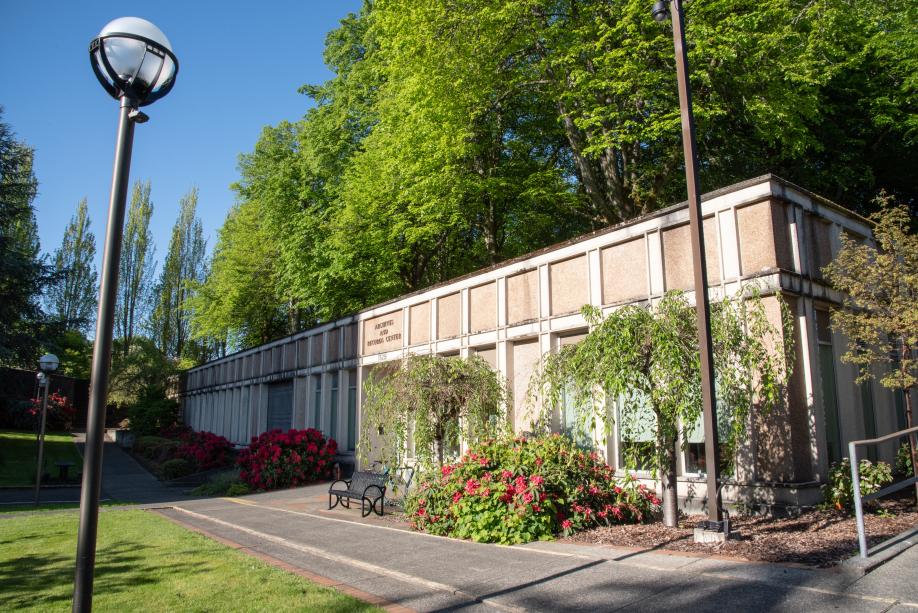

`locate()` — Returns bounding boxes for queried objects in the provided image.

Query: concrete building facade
[177,175,908,511]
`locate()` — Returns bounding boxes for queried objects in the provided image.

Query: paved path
[0,434,195,507]
[158,486,918,613]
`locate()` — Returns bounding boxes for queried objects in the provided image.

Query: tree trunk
[660,435,679,527]
[904,384,918,505]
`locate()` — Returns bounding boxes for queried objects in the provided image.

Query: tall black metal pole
[73,97,137,612]
[669,0,723,525]
[34,375,50,505]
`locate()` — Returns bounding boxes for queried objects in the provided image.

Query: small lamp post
[73,17,178,613]
[33,353,60,506]
[651,0,727,539]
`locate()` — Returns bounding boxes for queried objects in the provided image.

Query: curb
[839,524,918,577]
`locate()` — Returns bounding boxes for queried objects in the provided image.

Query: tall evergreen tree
[116,180,155,350]
[151,188,207,361]
[46,198,97,332]
[0,109,53,366]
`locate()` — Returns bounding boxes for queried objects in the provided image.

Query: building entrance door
[267,381,294,431]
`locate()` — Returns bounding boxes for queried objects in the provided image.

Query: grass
[0,430,83,487]
[0,501,133,514]
[0,509,382,612]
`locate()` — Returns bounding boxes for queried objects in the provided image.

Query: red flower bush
[237,428,337,491]
[176,430,233,471]
[406,434,660,544]
[27,393,76,430]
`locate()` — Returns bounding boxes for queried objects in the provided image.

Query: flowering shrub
[176,430,234,471]
[406,434,660,544]
[25,393,76,430]
[237,428,338,491]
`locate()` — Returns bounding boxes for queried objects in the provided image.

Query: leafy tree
[0,109,56,367]
[188,198,291,350]
[151,188,207,363]
[531,291,793,526]
[361,355,511,468]
[49,329,93,380]
[46,198,97,332]
[823,199,918,498]
[116,180,156,352]
[108,336,176,408]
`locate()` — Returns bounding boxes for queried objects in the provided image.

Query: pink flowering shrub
[176,430,233,471]
[237,428,338,491]
[406,434,660,544]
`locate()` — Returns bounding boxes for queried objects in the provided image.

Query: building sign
[363,311,403,355]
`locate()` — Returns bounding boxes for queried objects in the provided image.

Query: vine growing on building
[359,354,511,469]
[529,288,794,526]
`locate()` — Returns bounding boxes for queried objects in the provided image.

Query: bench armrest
[362,484,386,499]
[329,479,350,491]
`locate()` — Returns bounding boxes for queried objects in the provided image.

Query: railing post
[849,441,868,559]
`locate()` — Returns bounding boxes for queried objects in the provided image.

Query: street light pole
[654,0,724,529]
[75,17,178,611]
[34,372,50,505]
[72,97,137,613]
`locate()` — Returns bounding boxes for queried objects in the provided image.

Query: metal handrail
[850,425,918,558]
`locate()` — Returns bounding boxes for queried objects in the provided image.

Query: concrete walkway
[157,485,918,613]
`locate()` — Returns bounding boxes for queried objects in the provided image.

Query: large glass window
[329,372,339,442]
[561,385,593,449]
[312,375,322,430]
[347,370,357,451]
[616,391,656,471]
[816,310,842,464]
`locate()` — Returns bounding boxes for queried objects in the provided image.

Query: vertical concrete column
[538,264,550,318]
[588,249,602,307]
[646,231,665,297]
[293,376,308,429]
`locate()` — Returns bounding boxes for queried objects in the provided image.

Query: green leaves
[360,354,511,469]
[532,290,793,479]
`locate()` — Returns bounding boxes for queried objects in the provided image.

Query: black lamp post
[651,0,726,535]
[34,353,60,506]
[73,17,178,612]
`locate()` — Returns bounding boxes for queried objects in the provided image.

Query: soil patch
[564,498,918,567]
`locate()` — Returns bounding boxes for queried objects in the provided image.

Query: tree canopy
[189,0,916,352]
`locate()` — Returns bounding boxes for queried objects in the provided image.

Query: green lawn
[0,429,83,486]
[0,510,382,612]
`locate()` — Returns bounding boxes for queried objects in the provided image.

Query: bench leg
[329,493,339,510]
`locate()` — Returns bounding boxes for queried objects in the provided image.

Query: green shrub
[160,458,194,480]
[897,443,915,477]
[191,470,248,496]
[824,458,893,512]
[225,482,251,496]
[406,434,660,544]
[134,436,170,456]
[127,395,179,436]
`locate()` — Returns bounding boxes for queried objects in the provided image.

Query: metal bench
[328,471,387,517]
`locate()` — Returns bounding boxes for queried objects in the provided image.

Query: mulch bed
[564,497,918,567]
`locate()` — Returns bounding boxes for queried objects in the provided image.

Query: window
[312,375,322,430]
[347,370,357,451]
[561,385,593,449]
[816,309,842,464]
[329,372,339,442]
[616,391,655,472]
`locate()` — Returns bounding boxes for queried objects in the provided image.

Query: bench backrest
[348,471,387,496]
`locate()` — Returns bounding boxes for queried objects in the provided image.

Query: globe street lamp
[74,17,178,612]
[33,353,60,506]
[651,0,726,538]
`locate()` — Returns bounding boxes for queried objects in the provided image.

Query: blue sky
[1,0,363,271]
